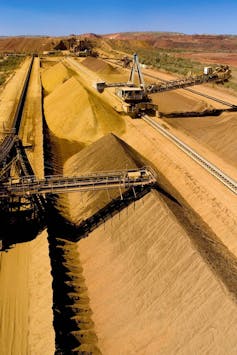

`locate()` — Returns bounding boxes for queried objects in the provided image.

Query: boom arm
[94,54,231,94]
[93,81,134,93]
[146,65,231,94]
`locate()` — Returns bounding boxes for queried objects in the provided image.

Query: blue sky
[0,0,236,36]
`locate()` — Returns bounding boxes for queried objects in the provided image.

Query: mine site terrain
[0,33,237,354]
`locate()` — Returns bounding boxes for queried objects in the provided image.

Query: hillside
[102,31,237,51]
[1,32,237,54]
[0,36,55,52]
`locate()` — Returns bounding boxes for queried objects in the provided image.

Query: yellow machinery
[94,53,231,118]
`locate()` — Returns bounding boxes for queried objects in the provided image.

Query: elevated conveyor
[0,167,157,198]
[94,54,231,117]
[145,67,231,94]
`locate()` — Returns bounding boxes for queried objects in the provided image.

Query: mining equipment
[94,53,158,117]
[120,56,132,68]
[100,55,132,68]
[101,55,132,67]
[94,53,231,118]
[70,39,98,57]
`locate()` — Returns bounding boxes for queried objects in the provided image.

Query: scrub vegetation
[0,55,25,86]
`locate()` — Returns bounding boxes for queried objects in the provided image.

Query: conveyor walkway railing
[0,167,157,198]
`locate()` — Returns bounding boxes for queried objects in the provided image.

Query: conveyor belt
[0,167,157,197]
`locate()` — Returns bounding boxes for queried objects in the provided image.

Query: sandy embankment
[0,57,31,134]
[0,231,54,355]
[61,134,139,224]
[41,61,72,95]
[43,61,125,168]
[151,89,213,114]
[42,58,237,353]
[78,190,237,354]
[81,56,128,82]
[0,58,54,354]
[165,112,237,169]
